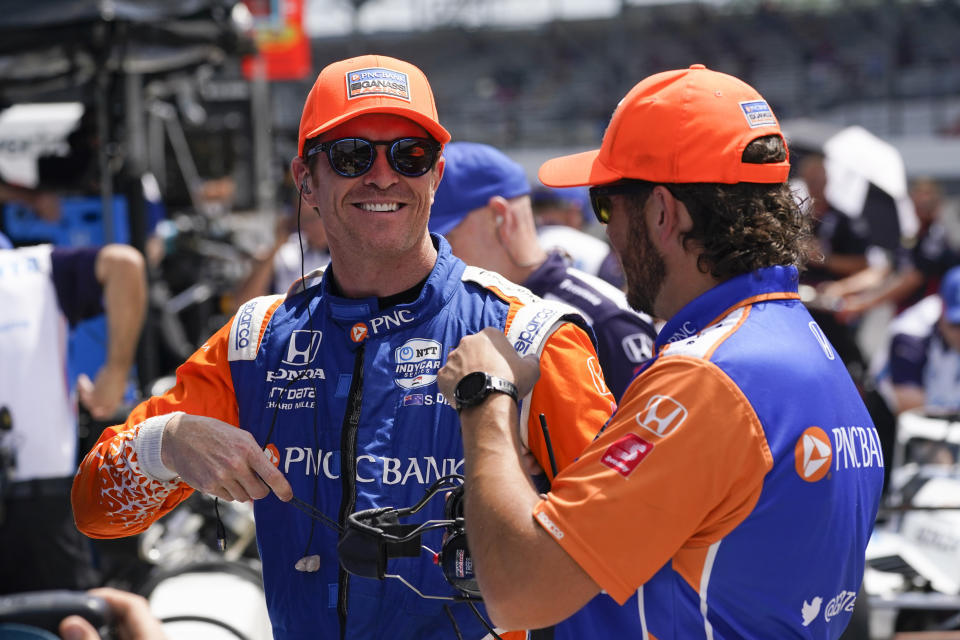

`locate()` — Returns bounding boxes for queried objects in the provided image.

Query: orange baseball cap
[297,54,451,157]
[539,64,789,187]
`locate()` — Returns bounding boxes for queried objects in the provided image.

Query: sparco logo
[234,300,258,349]
[395,338,442,390]
[513,308,557,355]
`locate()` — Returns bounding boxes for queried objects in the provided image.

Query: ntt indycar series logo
[394,338,442,389]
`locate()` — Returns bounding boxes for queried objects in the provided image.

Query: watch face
[455,371,488,405]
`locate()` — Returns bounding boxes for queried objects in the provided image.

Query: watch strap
[455,373,519,412]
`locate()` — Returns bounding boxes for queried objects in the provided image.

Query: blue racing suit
[74,235,613,640]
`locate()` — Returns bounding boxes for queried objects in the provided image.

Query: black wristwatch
[453,371,520,412]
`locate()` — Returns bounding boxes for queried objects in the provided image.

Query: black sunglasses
[305,137,441,178]
[589,181,656,224]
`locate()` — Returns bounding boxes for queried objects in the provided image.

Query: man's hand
[77,364,129,420]
[438,327,541,400]
[162,414,293,503]
[59,588,166,640]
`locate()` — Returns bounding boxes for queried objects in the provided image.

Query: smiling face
[302,114,444,267]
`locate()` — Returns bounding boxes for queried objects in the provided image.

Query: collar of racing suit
[311,234,467,335]
[657,265,802,350]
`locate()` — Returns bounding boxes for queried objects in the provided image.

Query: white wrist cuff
[135,412,184,482]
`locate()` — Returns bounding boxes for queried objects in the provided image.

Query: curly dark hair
[626,135,811,281]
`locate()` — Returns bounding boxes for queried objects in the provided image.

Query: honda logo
[621,332,653,363]
[587,356,611,396]
[636,395,688,437]
[282,330,322,366]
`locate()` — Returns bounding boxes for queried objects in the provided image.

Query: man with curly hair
[437,65,884,638]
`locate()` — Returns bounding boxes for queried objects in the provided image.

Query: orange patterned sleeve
[72,320,240,538]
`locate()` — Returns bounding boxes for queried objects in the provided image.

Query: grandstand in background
[269,0,960,189]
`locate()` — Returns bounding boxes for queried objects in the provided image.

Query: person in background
[532,185,626,288]
[824,176,960,321]
[430,141,657,401]
[71,54,612,640]
[874,264,960,416]
[796,152,872,287]
[793,151,877,387]
[531,186,590,230]
[0,242,146,595]
[233,192,330,305]
[437,64,883,638]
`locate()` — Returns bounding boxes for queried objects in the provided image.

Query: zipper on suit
[337,343,365,638]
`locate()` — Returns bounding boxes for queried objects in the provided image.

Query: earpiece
[495,215,503,227]
[301,178,311,195]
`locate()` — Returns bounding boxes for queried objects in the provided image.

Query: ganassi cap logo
[795,426,832,482]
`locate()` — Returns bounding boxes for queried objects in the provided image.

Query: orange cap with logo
[539,64,789,187]
[297,54,451,157]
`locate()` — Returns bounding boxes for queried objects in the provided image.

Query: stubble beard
[624,212,667,317]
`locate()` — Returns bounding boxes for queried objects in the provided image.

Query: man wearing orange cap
[438,65,884,637]
[71,55,611,639]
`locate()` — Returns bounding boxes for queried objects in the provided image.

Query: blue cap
[531,186,592,223]
[941,265,960,324]
[429,141,530,235]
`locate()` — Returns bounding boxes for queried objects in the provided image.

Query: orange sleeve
[72,319,241,538]
[532,356,773,603]
[525,322,616,479]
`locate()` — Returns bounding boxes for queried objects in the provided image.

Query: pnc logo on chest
[350,309,416,343]
[350,323,368,343]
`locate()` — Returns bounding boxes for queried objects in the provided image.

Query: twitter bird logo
[802,597,822,627]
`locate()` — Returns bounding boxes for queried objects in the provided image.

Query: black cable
[294,189,329,557]
[443,605,465,640]
[467,601,503,640]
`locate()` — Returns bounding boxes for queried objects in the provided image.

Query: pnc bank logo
[795,426,832,482]
[350,323,368,343]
